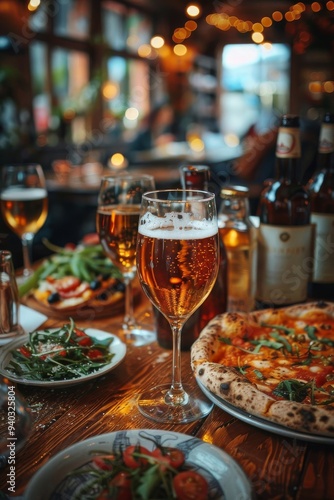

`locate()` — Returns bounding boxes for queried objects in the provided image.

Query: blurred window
[102,2,127,50]
[51,48,90,143]
[103,57,150,118]
[102,1,151,52]
[220,44,291,138]
[26,1,155,148]
[28,7,48,33]
[30,42,50,133]
[53,0,90,40]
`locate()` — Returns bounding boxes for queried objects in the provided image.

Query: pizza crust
[191,302,334,437]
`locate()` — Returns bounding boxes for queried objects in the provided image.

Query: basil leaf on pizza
[191,302,334,437]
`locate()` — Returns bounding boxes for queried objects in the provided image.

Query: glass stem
[165,323,189,406]
[122,276,136,331]
[21,233,34,277]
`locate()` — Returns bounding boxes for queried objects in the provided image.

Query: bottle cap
[280,114,299,127]
[220,185,249,198]
[323,112,334,124]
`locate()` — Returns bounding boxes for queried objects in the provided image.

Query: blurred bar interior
[0,0,333,267]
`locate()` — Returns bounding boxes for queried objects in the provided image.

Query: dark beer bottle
[256,115,312,307]
[154,164,227,350]
[307,112,334,300]
[179,164,209,190]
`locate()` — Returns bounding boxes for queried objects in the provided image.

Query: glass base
[0,324,24,346]
[16,271,34,285]
[137,383,213,424]
[117,327,156,347]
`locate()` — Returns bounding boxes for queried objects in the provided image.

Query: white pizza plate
[23,429,253,500]
[197,378,334,445]
[0,328,126,387]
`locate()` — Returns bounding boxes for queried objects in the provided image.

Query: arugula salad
[5,319,115,381]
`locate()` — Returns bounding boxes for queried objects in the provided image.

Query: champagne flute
[0,164,48,282]
[96,173,156,346]
[136,189,219,423]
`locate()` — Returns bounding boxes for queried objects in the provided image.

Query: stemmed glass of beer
[96,173,156,346]
[0,164,48,282]
[136,189,219,423]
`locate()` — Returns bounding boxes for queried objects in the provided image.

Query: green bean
[42,238,74,255]
[39,260,61,280]
[18,261,49,297]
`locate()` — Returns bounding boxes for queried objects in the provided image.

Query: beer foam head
[139,212,217,239]
[1,187,47,200]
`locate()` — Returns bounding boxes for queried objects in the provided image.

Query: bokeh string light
[171,2,334,54]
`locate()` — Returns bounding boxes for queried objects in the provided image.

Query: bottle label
[311,213,334,283]
[319,123,334,154]
[276,127,301,158]
[256,224,313,305]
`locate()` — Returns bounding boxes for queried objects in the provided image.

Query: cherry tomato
[82,233,100,245]
[173,470,209,500]
[58,282,90,299]
[314,366,333,387]
[86,349,104,361]
[53,276,81,293]
[72,329,93,347]
[96,490,110,500]
[92,454,116,471]
[77,336,93,347]
[19,346,31,358]
[151,447,185,469]
[73,327,89,337]
[55,349,67,357]
[110,472,132,500]
[293,367,332,389]
[64,242,76,250]
[122,445,152,469]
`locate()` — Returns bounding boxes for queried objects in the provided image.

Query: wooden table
[0,293,333,499]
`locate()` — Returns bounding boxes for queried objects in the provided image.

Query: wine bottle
[218,186,256,312]
[256,115,312,308]
[307,112,334,300]
[154,164,227,350]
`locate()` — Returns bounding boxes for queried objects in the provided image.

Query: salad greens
[5,318,115,381]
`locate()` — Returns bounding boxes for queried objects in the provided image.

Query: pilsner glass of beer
[96,173,156,346]
[0,164,48,282]
[136,189,219,423]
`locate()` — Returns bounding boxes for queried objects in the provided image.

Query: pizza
[191,301,334,437]
[19,238,125,315]
[33,274,124,311]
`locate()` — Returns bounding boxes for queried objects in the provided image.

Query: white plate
[24,429,253,500]
[197,379,334,445]
[0,328,126,387]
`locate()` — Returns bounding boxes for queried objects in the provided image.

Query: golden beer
[137,227,219,320]
[219,226,255,312]
[96,204,140,272]
[0,188,48,238]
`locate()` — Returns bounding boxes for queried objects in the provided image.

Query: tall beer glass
[96,173,156,346]
[136,190,219,423]
[0,164,48,282]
